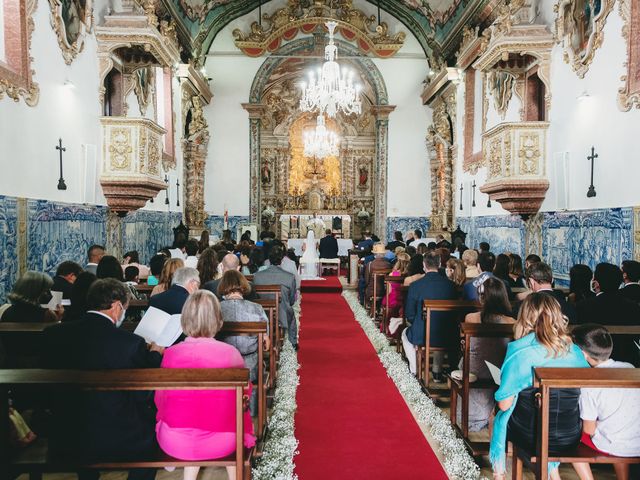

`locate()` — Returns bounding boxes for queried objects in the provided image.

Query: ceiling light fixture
[299,21,362,118]
[303,114,340,159]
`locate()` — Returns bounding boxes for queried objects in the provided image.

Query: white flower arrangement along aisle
[341,290,487,480]
[251,298,302,480]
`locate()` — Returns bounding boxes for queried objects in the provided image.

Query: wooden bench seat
[511,367,640,480]
[0,368,253,480]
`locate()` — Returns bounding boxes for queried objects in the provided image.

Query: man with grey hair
[150,266,200,315]
[204,253,258,300]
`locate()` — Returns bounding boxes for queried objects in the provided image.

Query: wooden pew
[134,284,154,295]
[418,300,480,393]
[449,322,514,454]
[218,321,269,440]
[253,298,278,389]
[0,368,252,480]
[369,268,392,319]
[382,275,405,338]
[511,367,640,480]
[254,285,283,350]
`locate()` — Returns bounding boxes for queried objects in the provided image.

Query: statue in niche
[358,165,369,187]
[261,160,272,185]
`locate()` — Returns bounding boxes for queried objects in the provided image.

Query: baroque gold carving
[518,134,541,174]
[554,0,615,78]
[232,0,405,58]
[0,0,39,106]
[48,0,93,65]
[618,0,640,111]
[109,128,133,170]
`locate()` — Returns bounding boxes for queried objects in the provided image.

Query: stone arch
[246,36,393,240]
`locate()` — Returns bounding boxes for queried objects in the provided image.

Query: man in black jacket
[52,261,83,299]
[319,229,339,259]
[42,278,163,480]
[621,260,640,303]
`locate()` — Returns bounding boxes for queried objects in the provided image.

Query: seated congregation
[0,230,302,480]
[356,230,640,480]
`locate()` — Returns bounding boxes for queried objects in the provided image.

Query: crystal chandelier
[303,114,340,159]
[299,21,362,118]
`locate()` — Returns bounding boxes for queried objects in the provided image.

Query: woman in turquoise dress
[490,292,589,479]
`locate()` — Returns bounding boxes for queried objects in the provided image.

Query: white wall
[203,0,432,218]
[455,0,640,219]
[0,0,183,214]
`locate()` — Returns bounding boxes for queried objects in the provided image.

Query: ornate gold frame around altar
[554,0,614,78]
[48,0,93,64]
[618,0,640,111]
[0,0,39,105]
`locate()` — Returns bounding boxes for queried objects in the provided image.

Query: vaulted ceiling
[161,0,498,63]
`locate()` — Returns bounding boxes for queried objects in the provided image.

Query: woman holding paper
[155,290,255,480]
[1,271,63,323]
[489,293,588,480]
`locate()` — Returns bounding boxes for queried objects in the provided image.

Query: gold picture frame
[48,0,93,65]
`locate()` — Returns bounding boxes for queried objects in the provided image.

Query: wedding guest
[620,260,640,303]
[382,252,410,319]
[85,244,105,275]
[63,272,97,323]
[52,261,83,299]
[151,258,184,297]
[197,248,219,286]
[121,251,150,279]
[150,267,200,315]
[525,253,541,270]
[96,256,124,282]
[218,270,269,414]
[508,253,526,288]
[221,230,235,252]
[403,254,425,286]
[568,264,594,304]
[198,230,210,254]
[1,271,63,323]
[460,276,516,430]
[155,290,255,480]
[489,293,587,480]
[147,254,167,287]
[445,258,466,292]
[462,249,480,279]
[184,240,199,269]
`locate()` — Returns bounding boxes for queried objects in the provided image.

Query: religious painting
[48,0,93,64]
[488,71,515,119]
[555,0,614,78]
[618,0,640,111]
[133,67,155,116]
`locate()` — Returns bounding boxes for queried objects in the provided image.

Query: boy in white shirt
[572,324,640,480]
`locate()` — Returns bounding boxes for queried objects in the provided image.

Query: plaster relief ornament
[178,0,232,23]
[401,0,463,28]
[48,0,93,64]
[617,0,640,111]
[133,67,155,116]
[554,0,615,78]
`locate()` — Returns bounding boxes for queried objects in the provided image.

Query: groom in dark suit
[319,229,338,259]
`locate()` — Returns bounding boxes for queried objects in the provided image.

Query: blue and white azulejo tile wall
[205,216,251,242]
[456,207,635,284]
[0,196,19,303]
[122,210,183,264]
[385,217,431,243]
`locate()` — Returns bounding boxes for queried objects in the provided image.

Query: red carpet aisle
[294,279,448,479]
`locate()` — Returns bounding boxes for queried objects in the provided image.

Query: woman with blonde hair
[150,258,184,296]
[462,249,480,279]
[155,290,255,480]
[489,293,588,480]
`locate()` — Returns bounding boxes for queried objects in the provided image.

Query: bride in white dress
[300,230,320,279]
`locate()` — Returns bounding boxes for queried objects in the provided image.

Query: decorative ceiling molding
[554,0,615,79]
[162,0,497,64]
[232,1,405,58]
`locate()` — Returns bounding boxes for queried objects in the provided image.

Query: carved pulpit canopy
[232,0,405,58]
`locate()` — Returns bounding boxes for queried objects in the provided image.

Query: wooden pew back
[0,368,251,480]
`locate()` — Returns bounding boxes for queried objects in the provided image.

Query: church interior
[0,0,639,479]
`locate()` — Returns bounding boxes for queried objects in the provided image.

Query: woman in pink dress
[382,252,410,335]
[155,290,255,480]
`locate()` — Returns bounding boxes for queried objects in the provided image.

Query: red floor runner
[300,275,342,293]
[295,288,448,479]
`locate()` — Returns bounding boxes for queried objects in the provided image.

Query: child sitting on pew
[572,324,640,480]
